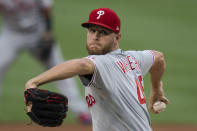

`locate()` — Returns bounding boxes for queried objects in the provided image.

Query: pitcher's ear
[116,33,121,41]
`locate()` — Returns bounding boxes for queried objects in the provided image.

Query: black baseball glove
[24,88,68,127]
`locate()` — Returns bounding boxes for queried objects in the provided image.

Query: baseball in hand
[153,101,166,113]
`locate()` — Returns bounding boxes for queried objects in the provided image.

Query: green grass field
[0,0,196,124]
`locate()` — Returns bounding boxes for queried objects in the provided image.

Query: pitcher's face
[86,25,120,55]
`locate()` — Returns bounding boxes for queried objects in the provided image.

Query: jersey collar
[108,48,122,55]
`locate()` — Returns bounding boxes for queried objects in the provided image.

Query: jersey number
[135,75,146,104]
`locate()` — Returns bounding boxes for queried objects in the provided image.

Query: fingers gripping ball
[153,101,166,113]
[24,88,68,127]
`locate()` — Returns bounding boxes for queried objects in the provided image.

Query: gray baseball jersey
[80,49,154,131]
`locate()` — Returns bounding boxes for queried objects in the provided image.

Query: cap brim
[81,22,117,33]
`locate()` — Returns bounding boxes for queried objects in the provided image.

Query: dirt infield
[0,123,197,131]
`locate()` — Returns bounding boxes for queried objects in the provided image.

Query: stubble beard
[86,42,115,55]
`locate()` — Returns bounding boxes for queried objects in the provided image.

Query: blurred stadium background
[0,0,196,128]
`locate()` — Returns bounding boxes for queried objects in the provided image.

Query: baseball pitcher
[25,8,169,130]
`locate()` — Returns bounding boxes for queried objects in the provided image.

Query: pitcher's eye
[89,28,96,33]
[100,30,108,35]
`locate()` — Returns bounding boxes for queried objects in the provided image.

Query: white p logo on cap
[97,10,105,19]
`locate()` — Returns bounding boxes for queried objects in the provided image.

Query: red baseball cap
[81,8,121,33]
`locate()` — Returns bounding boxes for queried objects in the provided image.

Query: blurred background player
[0,0,91,124]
